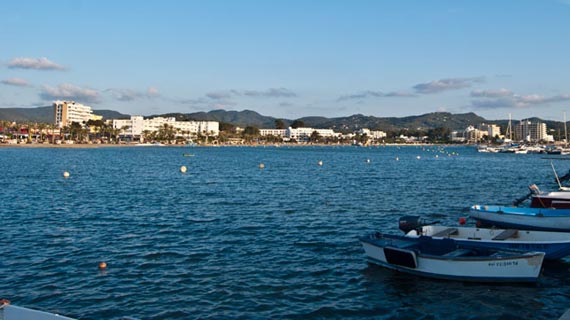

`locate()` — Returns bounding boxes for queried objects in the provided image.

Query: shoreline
[0,142,458,149]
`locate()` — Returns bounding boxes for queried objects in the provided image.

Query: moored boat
[398,216,570,260]
[469,204,570,232]
[530,190,570,209]
[0,299,75,320]
[360,233,544,282]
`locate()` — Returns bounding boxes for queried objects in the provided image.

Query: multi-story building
[464,125,485,142]
[53,100,100,128]
[514,121,547,142]
[112,116,219,139]
[259,129,287,137]
[286,127,339,141]
[357,128,387,140]
[479,123,501,139]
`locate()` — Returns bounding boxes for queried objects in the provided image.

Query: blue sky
[1,0,570,121]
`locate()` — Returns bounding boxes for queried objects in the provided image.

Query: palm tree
[158,123,175,143]
[37,123,47,143]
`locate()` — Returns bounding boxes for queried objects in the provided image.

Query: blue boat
[469,205,570,232]
[399,216,570,260]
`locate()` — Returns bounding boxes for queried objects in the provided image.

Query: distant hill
[0,106,55,123]
[94,109,130,120]
[0,106,130,123]
[151,109,280,128]
[154,110,487,131]
[0,106,565,133]
[297,112,487,132]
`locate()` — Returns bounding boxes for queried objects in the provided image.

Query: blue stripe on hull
[474,217,570,233]
[365,257,538,283]
[453,239,570,260]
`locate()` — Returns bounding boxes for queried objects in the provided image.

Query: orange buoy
[98,262,107,270]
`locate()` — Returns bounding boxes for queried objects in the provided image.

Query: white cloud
[40,83,100,103]
[8,57,66,70]
[147,87,160,97]
[471,92,570,110]
[106,87,161,101]
[206,91,234,100]
[1,78,30,87]
[470,88,513,98]
[337,90,416,101]
[204,88,296,100]
[413,77,484,94]
[243,88,296,98]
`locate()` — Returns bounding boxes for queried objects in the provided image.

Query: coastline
[0,142,449,149]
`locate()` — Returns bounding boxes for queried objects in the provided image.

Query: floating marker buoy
[395,157,399,161]
[98,261,107,270]
[435,155,439,158]
[259,163,265,169]
[180,165,187,173]
[416,156,421,160]
[63,171,70,178]
[317,160,323,166]
[459,217,467,225]
[366,159,371,163]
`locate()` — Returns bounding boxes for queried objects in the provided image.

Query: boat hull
[469,205,570,232]
[0,304,75,320]
[409,225,570,260]
[360,235,544,282]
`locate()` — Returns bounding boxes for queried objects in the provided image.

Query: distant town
[0,100,563,148]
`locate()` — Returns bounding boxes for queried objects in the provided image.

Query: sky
[1,0,570,121]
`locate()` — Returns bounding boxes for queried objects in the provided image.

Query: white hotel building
[54,100,102,128]
[112,116,219,139]
[259,127,340,141]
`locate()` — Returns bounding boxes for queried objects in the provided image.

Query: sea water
[1,145,569,319]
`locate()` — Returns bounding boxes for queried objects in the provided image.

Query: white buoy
[395,157,399,161]
[435,155,439,158]
[180,165,187,173]
[366,159,371,163]
[63,171,70,178]
[416,156,421,160]
[317,160,323,166]
[259,163,265,169]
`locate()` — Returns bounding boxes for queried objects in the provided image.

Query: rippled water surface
[1,145,570,319]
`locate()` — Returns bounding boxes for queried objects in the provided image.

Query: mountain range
[0,106,566,133]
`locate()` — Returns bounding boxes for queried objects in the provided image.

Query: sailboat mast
[564,112,568,144]
[508,113,512,141]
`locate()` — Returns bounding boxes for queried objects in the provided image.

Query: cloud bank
[337,90,415,101]
[243,88,296,98]
[470,88,513,98]
[8,57,66,71]
[106,87,161,101]
[1,78,30,87]
[40,83,100,103]
[205,88,296,100]
[470,88,570,109]
[413,77,484,94]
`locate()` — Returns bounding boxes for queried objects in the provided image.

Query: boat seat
[492,229,518,240]
[431,228,458,238]
[442,249,472,257]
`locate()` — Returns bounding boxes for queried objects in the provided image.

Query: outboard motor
[399,216,424,233]
[399,216,440,234]
[528,184,541,195]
